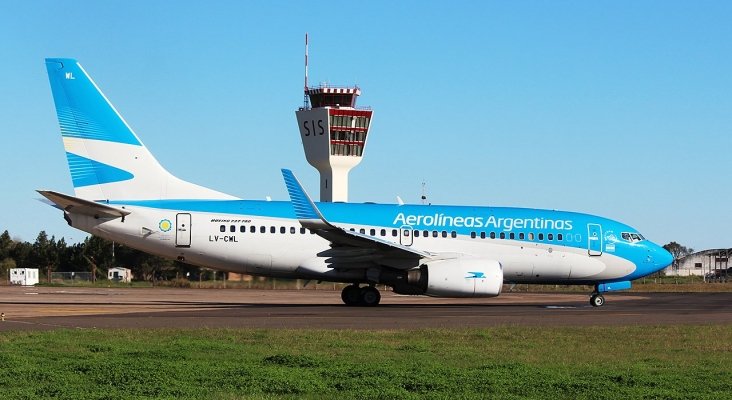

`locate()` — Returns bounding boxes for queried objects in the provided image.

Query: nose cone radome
[655,245,674,270]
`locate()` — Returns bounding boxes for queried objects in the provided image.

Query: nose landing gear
[590,292,605,307]
[341,284,381,306]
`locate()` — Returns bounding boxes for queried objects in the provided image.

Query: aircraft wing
[281,169,433,270]
[37,190,131,220]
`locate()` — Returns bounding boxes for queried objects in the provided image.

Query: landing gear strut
[590,292,605,307]
[341,284,381,306]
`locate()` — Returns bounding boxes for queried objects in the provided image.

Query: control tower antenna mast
[303,33,310,109]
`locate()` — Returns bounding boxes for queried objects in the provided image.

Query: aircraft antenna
[303,32,310,109]
[421,181,428,205]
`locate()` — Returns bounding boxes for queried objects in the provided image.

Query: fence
[50,272,93,283]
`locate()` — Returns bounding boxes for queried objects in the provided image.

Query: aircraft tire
[590,293,605,307]
[341,285,361,306]
[360,286,381,307]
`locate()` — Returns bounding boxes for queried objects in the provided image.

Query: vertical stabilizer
[45,58,237,201]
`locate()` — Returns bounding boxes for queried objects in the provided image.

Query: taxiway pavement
[0,286,729,331]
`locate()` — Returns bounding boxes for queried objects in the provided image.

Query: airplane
[39,58,674,307]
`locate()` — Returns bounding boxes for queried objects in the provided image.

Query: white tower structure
[296,35,373,202]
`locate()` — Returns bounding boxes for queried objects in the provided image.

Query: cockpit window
[622,232,645,243]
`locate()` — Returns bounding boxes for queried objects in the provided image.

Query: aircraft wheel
[360,286,381,307]
[590,293,605,307]
[341,285,361,306]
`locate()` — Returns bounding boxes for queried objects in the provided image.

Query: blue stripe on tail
[45,58,141,146]
[66,152,134,188]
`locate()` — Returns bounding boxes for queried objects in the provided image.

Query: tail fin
[45,58,237,201]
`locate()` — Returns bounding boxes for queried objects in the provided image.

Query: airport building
[295,35,373,202]
[664,248,731,279]
[296,86,372,202]
[9,268,39,286]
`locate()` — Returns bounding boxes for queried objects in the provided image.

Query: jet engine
[390,258,503,297]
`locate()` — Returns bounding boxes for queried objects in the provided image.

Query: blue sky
[1,1,730,250]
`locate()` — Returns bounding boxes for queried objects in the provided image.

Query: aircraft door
[176,213,192,247]
[587,223,602,256]
[400,225,414,246]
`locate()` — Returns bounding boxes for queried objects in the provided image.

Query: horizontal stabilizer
[37,190,131,220]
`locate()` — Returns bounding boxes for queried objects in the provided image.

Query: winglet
[281,169,329,227]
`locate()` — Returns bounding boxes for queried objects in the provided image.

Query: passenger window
[240,226,246,233]
[500,232,505,239]
[451,231,456,238]
[441,231,447,238]
[432,231,438,237]
[290,227,296,234]
[509,232,515,240]
[260,226,266,233]
[480,232,486,239]
[280,227,286,234]
[250,226,256,233]
[470,232,476,239]
[300,227,306,234]
[219,225,225,232]
[404,230,410,237]
[529,233,535,240]
[370,229,375,236]
[230,225,236,233]
[415,231,420,238]
[548,233,553,241]
[538,233,544,241]
[490,232,496,239]
[558,233,563,241]
[423,230,429,237]
[519,232,525,240]
[270,226,276,234]
[392,229,398,237]
[359,228,365,234]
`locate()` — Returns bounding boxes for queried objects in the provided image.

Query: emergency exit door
[176,213,191,247]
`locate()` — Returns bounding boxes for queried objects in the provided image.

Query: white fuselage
[73,205,636,285]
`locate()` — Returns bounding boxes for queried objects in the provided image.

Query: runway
[0,286,730,331]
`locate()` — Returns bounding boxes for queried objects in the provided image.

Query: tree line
[0,230,203,282]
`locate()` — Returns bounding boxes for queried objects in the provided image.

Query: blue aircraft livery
[38,58,673,307]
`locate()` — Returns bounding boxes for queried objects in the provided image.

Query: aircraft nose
[655,245,674,269]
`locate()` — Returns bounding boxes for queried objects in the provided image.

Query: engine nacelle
[390,258,503,297]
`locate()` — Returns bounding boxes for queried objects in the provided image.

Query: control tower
[296,36,373,202]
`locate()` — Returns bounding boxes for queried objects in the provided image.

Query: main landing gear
[341,284,381,307]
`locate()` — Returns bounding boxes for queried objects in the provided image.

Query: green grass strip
[0,325,730,399]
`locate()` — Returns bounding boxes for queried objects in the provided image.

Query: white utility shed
[108,267,132,283]
[9,268,39,286]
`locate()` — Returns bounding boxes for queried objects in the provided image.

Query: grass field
[1,325,730,399]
